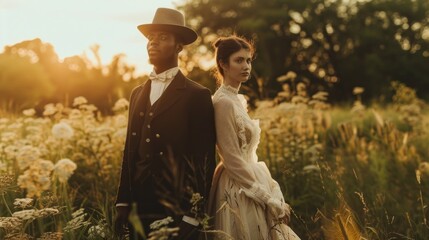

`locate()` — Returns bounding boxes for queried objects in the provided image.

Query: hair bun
[213,38,223,48]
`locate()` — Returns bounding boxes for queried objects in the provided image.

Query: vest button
[139,112,144,117]
[147,125,151,129]
[156,134,160,138]
[132,132,136,136]
[146,138,150,143]
[159,152,163,156]
[149,112,153,116]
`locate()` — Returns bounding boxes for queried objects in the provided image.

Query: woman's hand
[279,203,291,225]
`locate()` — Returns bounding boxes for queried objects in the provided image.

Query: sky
[0,0,184,75]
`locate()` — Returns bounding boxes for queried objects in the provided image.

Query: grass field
[1,82,429,239]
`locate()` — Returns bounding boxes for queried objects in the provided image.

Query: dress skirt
[209,162,300,240]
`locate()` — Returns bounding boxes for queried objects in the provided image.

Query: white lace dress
[209,85,300,240]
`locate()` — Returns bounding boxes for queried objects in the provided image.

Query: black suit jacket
[116,71,216,219]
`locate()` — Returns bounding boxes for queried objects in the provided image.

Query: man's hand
[115,205,131,237]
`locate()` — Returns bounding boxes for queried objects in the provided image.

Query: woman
[209,36,300,240]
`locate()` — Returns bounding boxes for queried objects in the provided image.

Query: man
[115,8,216,239]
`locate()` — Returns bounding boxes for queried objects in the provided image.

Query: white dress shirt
[149,67,179,105]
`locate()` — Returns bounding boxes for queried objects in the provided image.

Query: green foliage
[179,0,429,102]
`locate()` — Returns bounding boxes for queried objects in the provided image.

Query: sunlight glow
[0,0,183,75]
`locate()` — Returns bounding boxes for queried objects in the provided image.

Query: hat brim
[138,24,198,45]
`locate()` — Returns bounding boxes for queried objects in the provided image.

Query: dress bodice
[213,85,261,163]
[211,85,300,240]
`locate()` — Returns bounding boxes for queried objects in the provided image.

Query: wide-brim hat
[137,8,198,45]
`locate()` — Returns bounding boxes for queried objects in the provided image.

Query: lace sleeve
[214,96,255,188]
[214,95,287,217]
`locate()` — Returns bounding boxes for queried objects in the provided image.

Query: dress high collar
[220,84,239,95]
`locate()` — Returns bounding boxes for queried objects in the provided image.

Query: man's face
[146,31,180,66]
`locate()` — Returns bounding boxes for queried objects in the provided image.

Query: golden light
[0,0,180,75]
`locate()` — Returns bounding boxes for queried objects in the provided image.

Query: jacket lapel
[152,71,187,119]
[130,80,151,129]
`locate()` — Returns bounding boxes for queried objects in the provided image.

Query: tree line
[0,39,146,114]
[1,0,429,113]
[180,0,429,103]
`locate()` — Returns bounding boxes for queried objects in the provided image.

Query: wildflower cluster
[0,97,128,239]
[148,217,179,240]
[252,79,330,174]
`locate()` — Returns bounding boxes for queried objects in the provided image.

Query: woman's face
[222,48,252,85]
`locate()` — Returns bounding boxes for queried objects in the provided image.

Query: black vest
[134,94,161,183]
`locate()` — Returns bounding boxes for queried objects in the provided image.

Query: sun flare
[0,0,178,75]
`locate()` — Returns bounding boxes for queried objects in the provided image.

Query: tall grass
[1,82,428,239]
[254,81,429,239]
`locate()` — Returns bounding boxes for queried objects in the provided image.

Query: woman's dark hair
[212,35,255,84]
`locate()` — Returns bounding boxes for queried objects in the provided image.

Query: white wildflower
[1,132,17,142]
[88,225,107,239]
[148,217,179,239]
[297,82,307,92]
[351,100,365,113]
[51,122,74,140]
[0,217,23,231]
[73,96,88,107]
[16,145,41,170]
[80,104,98,113]
[54,158,77,183]
[148,227,179,240]
[17,159,54,197]
[112,98,129,112]
[69,109,82,120]
[35,208,59,218]
[0,161,6,170]
[267,128,282,135]
[13,198,33,209]
[190,193,203,205]
[64,208,91,232]
[312,91,329,101]
[114,114,128,128]
[255,100,274,109]
[0,118,9,124]
[12,209,37,220]
[5,232,32,239]
[22,108,36,117]
[277,71,297,82]
[150,216,174,230]
[38,160,55,174]
[8,122,23,130]
[113,128,127,141]
[25,125,43,135]
[291,95,309,104]
[38,232,64,240]
[353,87,364,95]
[43,103,57,116]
